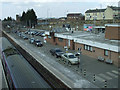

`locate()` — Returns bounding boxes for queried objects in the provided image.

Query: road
[7,30,119,88]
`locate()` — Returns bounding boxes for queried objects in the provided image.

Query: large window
[104,50,108,56]
[84,45,92,52]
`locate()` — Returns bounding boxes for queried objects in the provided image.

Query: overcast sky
[0,0,119,20]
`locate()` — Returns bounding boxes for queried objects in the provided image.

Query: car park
[34,39,43,47]
[50,48,64,58]
[61,53,79,65]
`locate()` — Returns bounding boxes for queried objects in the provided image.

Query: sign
[44,36,47,43]
[84,24,94,31]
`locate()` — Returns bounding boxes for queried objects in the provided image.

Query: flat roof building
[46,24,120,67]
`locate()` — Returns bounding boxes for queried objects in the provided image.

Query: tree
[20,9,37,28]
[21,11,26,21]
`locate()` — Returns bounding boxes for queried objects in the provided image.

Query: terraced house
[85,6,120,20]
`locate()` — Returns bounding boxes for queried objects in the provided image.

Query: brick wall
[75,42,119,67]
[105,26,120,40]
[46,36,56,45]
[56,38,67,47]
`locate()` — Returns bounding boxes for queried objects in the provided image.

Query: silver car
[61,53,80,65]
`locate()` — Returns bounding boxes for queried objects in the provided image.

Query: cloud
[34,4,42,7]
[0,0,119,3]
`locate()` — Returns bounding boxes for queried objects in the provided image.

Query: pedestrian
[78,56,80,68]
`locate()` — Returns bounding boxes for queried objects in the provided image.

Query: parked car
[61,53,80,65]
[23,36,28,40]
[41,33,45,37]
[98,56,104,62]
[29,38,35,44]
[24,31,28,34]
[34,39,43,47]
[35,32,40,36]
[105,59,113,64]
[50,48,64,58]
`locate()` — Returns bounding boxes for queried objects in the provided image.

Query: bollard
[64,61,65,64]
[81,69,82,73]
[104,80,107,88]
[93,74,96,82]
[83,69,86,77]
[69,63,71,67]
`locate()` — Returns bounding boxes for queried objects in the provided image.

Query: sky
[0,0,119,20]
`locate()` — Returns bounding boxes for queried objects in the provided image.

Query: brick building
[46,24,120,67]
[105,24,120,40]
[67,13,85,20]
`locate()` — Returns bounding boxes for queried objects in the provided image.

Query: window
[58,38,63,42]
[90,46,93,51]
[88,46,90,51]
[84,45,93,52]
[84,45,87,50]
[104,50,108,56]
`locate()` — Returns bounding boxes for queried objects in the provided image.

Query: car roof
[65,53,74,55]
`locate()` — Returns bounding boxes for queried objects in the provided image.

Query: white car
[61,53,80,65]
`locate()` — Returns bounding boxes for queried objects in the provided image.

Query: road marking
[95,75,105,82]
[37,52,45,57]
[112,70,119,75]
[99,73,112,80]
[106,72,118,78]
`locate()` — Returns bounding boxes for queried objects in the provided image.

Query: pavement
[5,30,119,88]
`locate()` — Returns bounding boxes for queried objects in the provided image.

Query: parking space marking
[112,70,119,75]
[106,72,118,78]
[99,73,112,80]
[95,75,105,82]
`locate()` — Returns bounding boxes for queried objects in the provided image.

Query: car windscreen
[56,49,62,52]
[36,41,41,43]
[69,55,76,58]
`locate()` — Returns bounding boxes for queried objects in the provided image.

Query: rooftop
[85,6,120,13]
[55,31,119,52]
